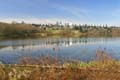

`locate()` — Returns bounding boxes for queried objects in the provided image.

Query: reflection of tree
[21,45,25,51]
[0,46,7,49]
[12,46,18,50]
[0,38,117,52]
[33,38,115,48]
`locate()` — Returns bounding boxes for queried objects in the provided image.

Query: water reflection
[0,38,119,47]
[0,37,120,64]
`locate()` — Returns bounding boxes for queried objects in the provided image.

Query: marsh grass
[1,50,120,80]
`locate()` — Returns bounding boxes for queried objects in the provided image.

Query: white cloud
[0,17,108,26]
[0,18,84,25]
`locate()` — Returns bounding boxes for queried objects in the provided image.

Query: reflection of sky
[0,37,120,64]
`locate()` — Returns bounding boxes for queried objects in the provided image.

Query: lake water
[0,37,120,64]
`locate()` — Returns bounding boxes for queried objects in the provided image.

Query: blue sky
[0,0,120,25]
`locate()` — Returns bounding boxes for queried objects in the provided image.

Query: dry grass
[0,50,120,80]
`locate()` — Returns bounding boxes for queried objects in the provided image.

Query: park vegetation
[1,22,120,38]
[0,50,120,80]
[0,22,39,38]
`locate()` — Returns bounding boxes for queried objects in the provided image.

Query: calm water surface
[0,37,120,64]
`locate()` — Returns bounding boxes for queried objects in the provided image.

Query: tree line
[0,22,39,37]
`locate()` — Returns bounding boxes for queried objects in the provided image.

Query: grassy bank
[0,50,120,80]
[1,22,120,39]
[0,22,39,38]
[0,60,120,80]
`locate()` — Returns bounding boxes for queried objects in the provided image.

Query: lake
[0,37,120,64]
